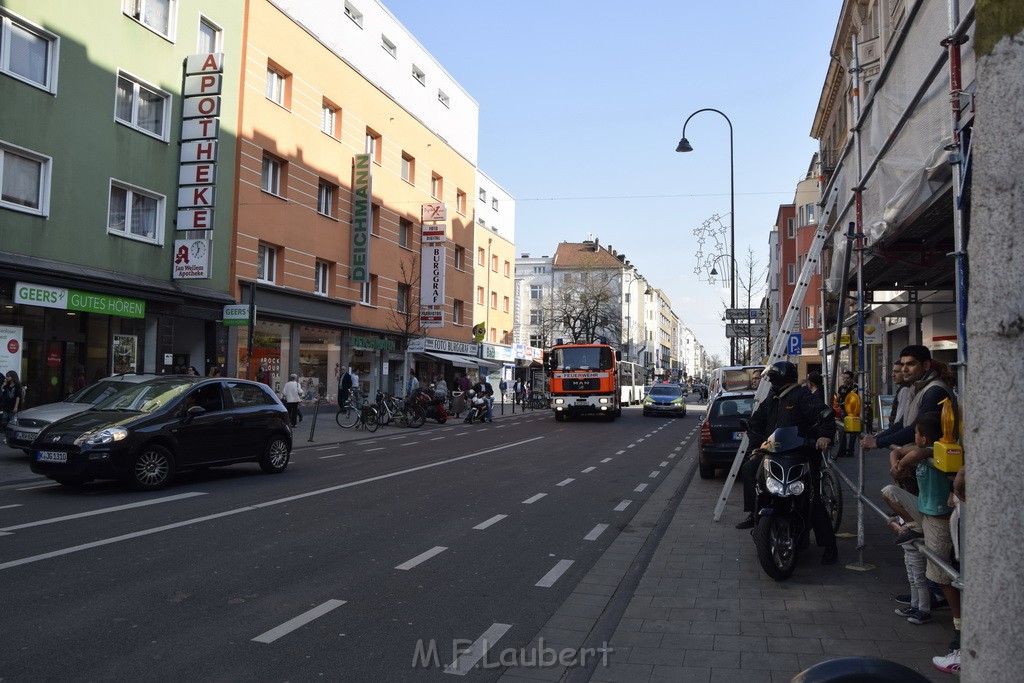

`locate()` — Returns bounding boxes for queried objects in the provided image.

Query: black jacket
[748,384,835,451]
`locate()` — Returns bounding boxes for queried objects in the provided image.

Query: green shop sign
[351,335,395,351]
[15,282,145,319]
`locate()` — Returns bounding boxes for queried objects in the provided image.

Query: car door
[172,382,236,466]
[225,380,281,456]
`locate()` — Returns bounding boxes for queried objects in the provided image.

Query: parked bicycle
[373,390,424,428]
[336,392,379,432]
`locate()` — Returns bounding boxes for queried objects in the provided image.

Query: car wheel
[698,459,715,479]
[260,435,290,474]
[130,445,175,491]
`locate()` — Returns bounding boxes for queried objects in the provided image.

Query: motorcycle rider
[736,361,838,565]
[471,374,494,423]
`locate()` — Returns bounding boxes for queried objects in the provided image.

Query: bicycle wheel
[362,405,379,432]
[376,403,392,427]
[820,468,844,532]
[407,404,426,428]
[336,403,359,428]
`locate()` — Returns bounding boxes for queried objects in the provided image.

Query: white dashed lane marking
[581,467,596,474]
[252,599,346,644]
[472,515,507,530]
[395,546,448,570]
[584,524,609,541]
[522,493,547,504]
[535,559,575,588]
[444,623,513,675]
[556,478,574,487]
[634,483,648,492]
[614,500,632,512]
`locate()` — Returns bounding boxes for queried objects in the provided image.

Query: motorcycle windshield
[766,426,805,453]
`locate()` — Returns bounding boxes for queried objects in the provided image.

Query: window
[787,263,796,285]
[401,153,414,183]
[123,0,175,39]
[805,306,814,329]
[477,247,485,265]
[360,275,377,305]
[321,100,339,137]
[798,206,804,226]
[806,204,816,224]
[317,180,335,216]
[503,296,509,313]
[456,189,466,214]
[0,11,59,92]
[491,255,498,272]
[397,284,410,313]
[437,90,449,107]
[529,335,543,348]
[399,217,412,248]
[786,217,795,238]
[490,291,497,309]
[197,16,221,52]
[1,142,50,215]
[411,64,425,86]
[365,128,381,164]
[476,286,484,305]
[107,180,163,242]
[431,173,442,200]
[453,300,463,325]
[491,198,499,211]
[478,188,486,201]
[257,244,277,283]
[265,62,289,107]
[344,1,363,28]
[371,203,380,236]
[489,328,496,343]
[115,71,170,139]
[315,260,330,295]
[381,35,396,57]
[529,310,541,325]
[454,246,464,270]
[530,285,543,299]
[503,260,510,277]
[261,155,282,195]
[533,266,547,274]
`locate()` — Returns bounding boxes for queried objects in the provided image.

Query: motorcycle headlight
[765,476,786,496]
[787,480,806,496]
[76,427,129,447]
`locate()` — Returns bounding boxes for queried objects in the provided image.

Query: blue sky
[383,1,841,362]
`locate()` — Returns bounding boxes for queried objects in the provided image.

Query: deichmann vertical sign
[420,245,446,328]
[350,154,372,283]
[14,282,145,318]
[174,52,224,280]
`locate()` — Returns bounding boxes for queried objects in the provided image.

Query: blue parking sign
[787,333,802,355]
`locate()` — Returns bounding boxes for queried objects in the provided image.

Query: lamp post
[677,108,735,365]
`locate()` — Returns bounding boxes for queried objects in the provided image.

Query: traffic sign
[726,323,767,338]
[787,333,802,355]
[725,308,768,321]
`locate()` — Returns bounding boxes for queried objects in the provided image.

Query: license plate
[732,431,743,440]
[16,432,34,440]
[36,451,68,463]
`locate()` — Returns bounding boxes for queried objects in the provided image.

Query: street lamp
[677,108,735,364]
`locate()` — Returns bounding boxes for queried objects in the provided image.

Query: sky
[382,1,841,362]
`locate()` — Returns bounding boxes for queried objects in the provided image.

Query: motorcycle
[463,389,488,424]
[410,388,448,424]
[748,414,843,581]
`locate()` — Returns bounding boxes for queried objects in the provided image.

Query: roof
[552,241,624,270]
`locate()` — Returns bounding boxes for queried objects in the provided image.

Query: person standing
[282,373,302,427]
[407,370,419,397]
[434,375,448,401]
[1,371,24,429]
[889,360,912,429]
[338,366,353,408]
[835,370,858,458]
[805,371,825,403]
[348,366,361,408]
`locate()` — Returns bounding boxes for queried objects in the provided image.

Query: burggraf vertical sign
[420,245,446,328]
[350,154,372,283]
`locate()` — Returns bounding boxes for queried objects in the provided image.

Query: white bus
[618,361,647,405]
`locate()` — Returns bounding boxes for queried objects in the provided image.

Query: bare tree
[732,247,768,365]
[549,269,622,344]
[385,254,427,341]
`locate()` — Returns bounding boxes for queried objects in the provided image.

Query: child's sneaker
[894,606,918,618]
[932,648,961,674]
[907,609,932,625]
[895,528,925,545]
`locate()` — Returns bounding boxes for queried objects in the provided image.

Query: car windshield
[94,379,192,413]
[68,379,139,405]
[649,385,681,398]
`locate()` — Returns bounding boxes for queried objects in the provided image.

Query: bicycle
[336,393,379,432]
[374,391,418,428]
[527,394,549,410]
[818,449,844,532]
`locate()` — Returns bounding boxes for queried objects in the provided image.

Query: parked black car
[29,376,291,490]
[698,391,756,478]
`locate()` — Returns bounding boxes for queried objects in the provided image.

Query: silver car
[4,374,154,454]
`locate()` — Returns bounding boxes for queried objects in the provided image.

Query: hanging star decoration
[692,213,732,286]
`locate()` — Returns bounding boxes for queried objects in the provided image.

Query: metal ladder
[712,185,840,522]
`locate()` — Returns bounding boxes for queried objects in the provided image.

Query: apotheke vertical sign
[176,53,223,236]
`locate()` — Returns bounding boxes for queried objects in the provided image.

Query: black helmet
[763,361,797,391]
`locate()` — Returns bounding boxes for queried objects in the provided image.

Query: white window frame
[437,89,450,108]
[454,246,464,270]
[787,263,796,285]
[411,64,426,86]
[530,285,543,300]
[431,174,442,200]
[529,310,541,325]
[399,218,411,248]
[123,0,176,41]
[491,197,499,211]
[197,15,222,53]
[0,10,60,93]
[317,180,334,216]
[453,300,463,325]
[257,244,277,284]
[0,140,51,216]
[261,155,281,195]
[344,1,363,28]
[360,280,372,305]
[476,286,484,305]
[266,66,286,106]
[107,179,164,244]
[786,217,795,238]
[478,188,486,201]
[321,101,338,137]
[114,70,171,141]
[381,34,396,58]
[314,260,330,295]
[401,153,414,183]
[397,284,410,313]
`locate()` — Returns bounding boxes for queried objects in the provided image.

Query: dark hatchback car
[698,391,756,478]
[30,376,292,490]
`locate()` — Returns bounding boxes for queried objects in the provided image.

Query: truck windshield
[551,347,613,371]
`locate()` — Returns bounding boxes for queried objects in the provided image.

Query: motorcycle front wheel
[753,515,799,581]
[820,469,844,532]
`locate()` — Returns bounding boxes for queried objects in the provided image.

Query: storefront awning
[420,351,504,370]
